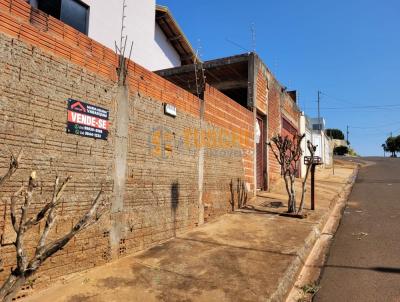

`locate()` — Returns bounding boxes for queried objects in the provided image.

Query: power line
[320,92,359,106]
[307,92,400,110]
[349,127,400,136]
[350,121,400,129]
[332,104,400,109]
[225,38,250,53]
[306,104,400,110]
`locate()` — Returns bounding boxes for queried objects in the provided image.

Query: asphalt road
[314,157,400,302]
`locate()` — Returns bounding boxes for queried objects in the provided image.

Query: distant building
[26,0,195,70]
[310,117,325,131]
[300,115,332,175]
[156,52,302,190]
[299,113,312,178]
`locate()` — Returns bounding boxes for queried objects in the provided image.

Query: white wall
[311,132,332,167]
[300,114,306,178]
[312,133,323,159]
[301,114,333,175]
[154,23,181,70]
[300,114,313,178]
[81,0,181,71]
[324,133,332,166]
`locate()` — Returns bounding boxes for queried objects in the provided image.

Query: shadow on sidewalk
[324,264,400,275]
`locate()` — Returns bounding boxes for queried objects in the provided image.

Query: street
[315,157,400,301]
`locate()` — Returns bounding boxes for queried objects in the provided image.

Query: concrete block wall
[0,0,255,293]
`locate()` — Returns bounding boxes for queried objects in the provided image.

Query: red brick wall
[267,80,282,185]
[0,0,255,293]
[204,85,254,190]
[0,0,118,81]
[201,86,254,220]
[256,62,301,188]
[256,69,268,115]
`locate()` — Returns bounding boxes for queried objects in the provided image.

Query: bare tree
[297,141,317,214]
[0,151,107,302]
[268,134,316,214]
[269,134,304,213]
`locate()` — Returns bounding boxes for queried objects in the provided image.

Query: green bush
[383,136,400,157]
[334,146,349,155]
[326,129,345,140]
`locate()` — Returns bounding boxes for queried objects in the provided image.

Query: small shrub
[333,146,349,155]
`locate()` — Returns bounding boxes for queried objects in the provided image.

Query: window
[38,0,61,19]
[313,124,322,131]
[60,0,89,34]
[33,0,89,34]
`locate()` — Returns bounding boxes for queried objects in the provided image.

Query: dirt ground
[22,161,357,302]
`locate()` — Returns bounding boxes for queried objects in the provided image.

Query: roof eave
[155,4,196,65]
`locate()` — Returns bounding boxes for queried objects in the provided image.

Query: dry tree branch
[268,134,305,213]
[297,141,317,214]
[0,150,22,274]
[32,189,104,268]
[0,153,107,302]
[0,150,22,188]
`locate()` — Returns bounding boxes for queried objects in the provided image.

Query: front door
[256,116,265,190]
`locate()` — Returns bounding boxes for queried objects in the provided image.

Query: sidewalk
[22,161,358,302]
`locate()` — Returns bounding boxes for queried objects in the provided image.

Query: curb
[284,165,359,302]
[267,165,359,302]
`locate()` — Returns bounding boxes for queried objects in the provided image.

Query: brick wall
[0,33,116,288]
[203,86,254,220]
[0,0,118,81]
[256,61,301,188]
[256,69,268,115]
[267,79,283,185]
[0,0,255,293]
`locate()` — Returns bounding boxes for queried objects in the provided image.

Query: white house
[300,115,333,177]
[299,113,312,178]
[26,0,195,71]
[309,117,332,168]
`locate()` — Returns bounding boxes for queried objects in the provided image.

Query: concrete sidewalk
[23,161,357,302]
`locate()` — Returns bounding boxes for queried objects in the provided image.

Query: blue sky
[158,0,400,156]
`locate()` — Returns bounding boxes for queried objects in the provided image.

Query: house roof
[155,53,251,107]
[156,5,196,65]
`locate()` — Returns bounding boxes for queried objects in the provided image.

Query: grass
[301,283,321,295]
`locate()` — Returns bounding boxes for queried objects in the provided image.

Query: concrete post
[198,100,205,225]
[110,56,129,258]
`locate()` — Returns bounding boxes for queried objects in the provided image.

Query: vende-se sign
[66,99,109,140]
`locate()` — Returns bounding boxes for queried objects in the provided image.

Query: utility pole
[317,91,321,131]
[317,91,323,164]
[330,133,335,175]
